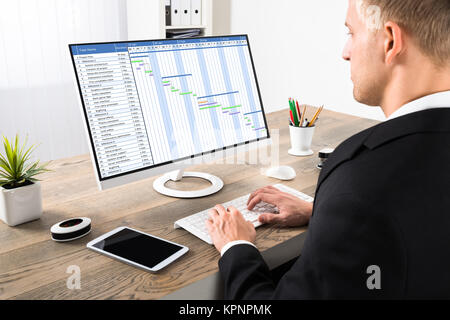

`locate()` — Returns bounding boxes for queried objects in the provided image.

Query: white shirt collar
[386,90,450,121]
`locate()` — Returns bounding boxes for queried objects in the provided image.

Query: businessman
[206,0,450,299]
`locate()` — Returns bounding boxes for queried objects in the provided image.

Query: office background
[0,0,385,162]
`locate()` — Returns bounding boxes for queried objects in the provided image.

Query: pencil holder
[288,125,315,157]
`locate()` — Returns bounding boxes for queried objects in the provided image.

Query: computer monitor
[69,35,270,198]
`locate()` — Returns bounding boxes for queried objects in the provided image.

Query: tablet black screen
[93,228,183,269]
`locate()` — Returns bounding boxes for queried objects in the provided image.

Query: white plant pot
[0,182,43,226]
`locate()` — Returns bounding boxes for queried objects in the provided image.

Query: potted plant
[0,135,50,226]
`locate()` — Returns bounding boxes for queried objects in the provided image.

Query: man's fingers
[227,205,241,217]
[205,217,213,229]
[247,195,262,210]
[247,187,272,205]
[263,186,280,192]
[247,192,278,210]
[208,208,219,222]
[258,212,283,224]
[214,204,227,217]
[247,186,281,205]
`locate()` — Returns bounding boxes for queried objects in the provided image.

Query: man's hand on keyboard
[206,204,256,253]
[247,186,313,227]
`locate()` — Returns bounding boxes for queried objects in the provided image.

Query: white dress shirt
[386,90,450,121]
[221,240,257,256]
[221,90,450,257]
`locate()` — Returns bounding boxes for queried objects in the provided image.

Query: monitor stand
[153,169,224,198]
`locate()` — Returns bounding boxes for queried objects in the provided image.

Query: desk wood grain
[0,108,378,299]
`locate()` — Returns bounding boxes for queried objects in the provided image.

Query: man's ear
[384,21,404,65]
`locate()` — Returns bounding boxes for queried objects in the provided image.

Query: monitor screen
[69,35,269,181]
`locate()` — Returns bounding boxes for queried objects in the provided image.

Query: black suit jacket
[219,108,450,299]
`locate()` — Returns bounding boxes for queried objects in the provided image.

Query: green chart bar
[200,105,221,110]
[222,105,242,110]
[180,91,193,95]
[131,60,143,63]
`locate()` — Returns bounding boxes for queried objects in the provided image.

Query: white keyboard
[174,184,314,244]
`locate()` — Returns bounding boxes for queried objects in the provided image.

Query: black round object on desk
[317,148,335,169]
[51,217,91,242]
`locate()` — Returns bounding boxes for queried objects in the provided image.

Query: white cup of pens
[288,99,324,157]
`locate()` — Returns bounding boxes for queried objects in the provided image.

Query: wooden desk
[0,108,378,299]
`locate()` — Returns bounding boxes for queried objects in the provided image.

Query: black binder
[165,1,171,26]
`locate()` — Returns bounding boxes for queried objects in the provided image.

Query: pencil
[288,99,293,120]
[290,99,299,126]
[309,105,324,127]
[296,101,301,123]
[308,106,321,127]
[299,105,307,127]
[308,107,319,127]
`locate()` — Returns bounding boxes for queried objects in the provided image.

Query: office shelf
[126,0,213,40]
[164,0,213,38]
[165,25,207,30]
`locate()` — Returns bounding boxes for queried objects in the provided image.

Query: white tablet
[87,227,189,272]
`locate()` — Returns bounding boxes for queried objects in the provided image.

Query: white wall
[0,0,128,162]
[127,0,164,40]
[223,0,385,120]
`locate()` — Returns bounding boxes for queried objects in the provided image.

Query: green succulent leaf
[0,157,13,175]
[0,134,51,188]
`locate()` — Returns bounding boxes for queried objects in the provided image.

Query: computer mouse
[265,166,296,181]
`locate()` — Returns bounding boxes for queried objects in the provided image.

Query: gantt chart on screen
[71,36,267,179]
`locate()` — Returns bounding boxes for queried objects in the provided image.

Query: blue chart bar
[244,110,262,116]
[199,102,218,107]
[161,74,192,79]
[197,91,239,100]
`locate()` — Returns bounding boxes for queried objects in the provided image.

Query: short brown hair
[360,0,450,66]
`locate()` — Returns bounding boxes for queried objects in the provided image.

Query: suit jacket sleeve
[218,193,407,299]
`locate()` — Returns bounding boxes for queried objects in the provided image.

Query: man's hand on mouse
[206,186,313,253]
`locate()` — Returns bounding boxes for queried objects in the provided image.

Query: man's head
[343,0,450,113]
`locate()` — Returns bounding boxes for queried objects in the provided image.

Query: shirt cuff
[220,240,257,257]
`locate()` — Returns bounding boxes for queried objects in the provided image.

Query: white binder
[181,0,191,26]
[171,0,181,26]
[191,0,202,26]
